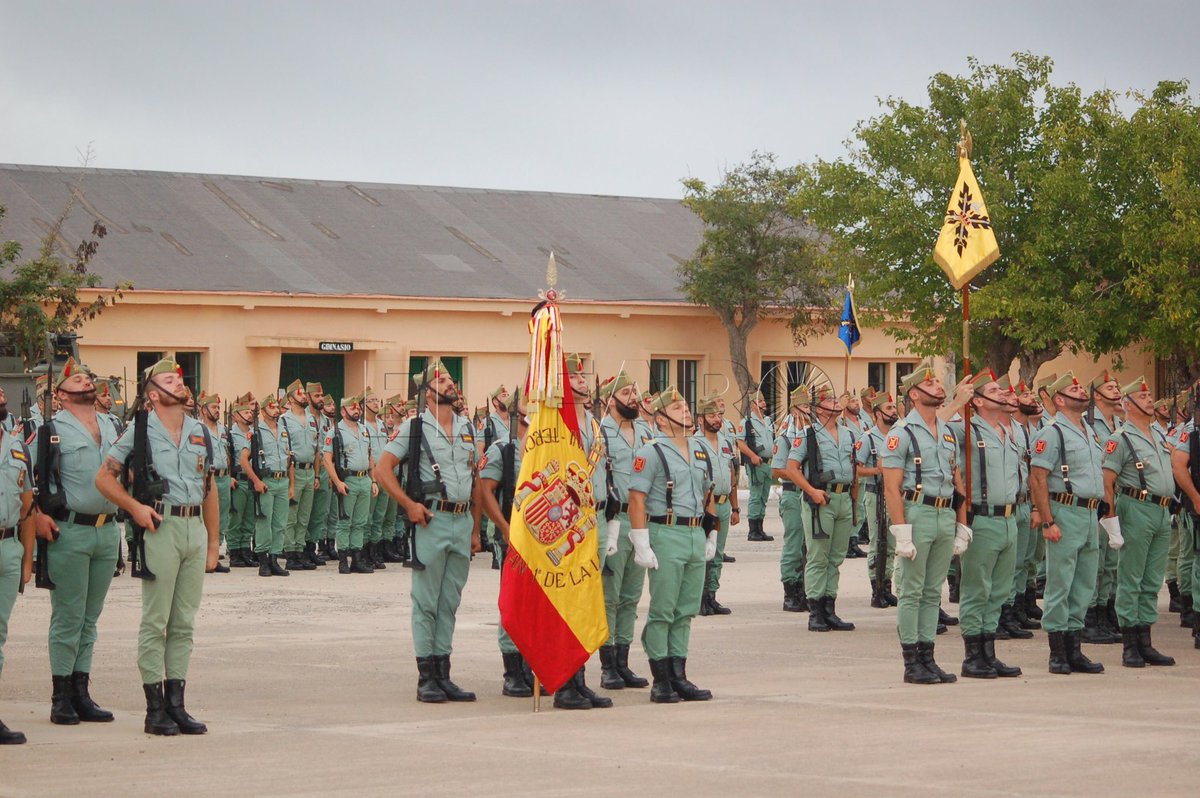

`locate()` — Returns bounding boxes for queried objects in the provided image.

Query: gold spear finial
[538,250,564,302]
[957,119,973,159]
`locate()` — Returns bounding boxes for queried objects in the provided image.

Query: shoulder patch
[461,432,474,443]
[633,455,646,473]
[943,433,955,444]
[188,432,206,446]
[1105,440,1118,454]
[694,449,707,460]
[853,440,862,451]
[478,455,488,470]
[1182,432,1191,444]
[10,447,27,462]
[772,443,779,456]
[1035,439,1047,454]
[886,436,899,451]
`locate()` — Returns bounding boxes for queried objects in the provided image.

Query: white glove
[629,527,658,570]
[704,531,718,562]
[604,518,621,557]
[1099,515,1124,550]
[890,523,916,560]
[953,522,973,557]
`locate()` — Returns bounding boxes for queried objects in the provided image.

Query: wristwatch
[1041,520,1056,530]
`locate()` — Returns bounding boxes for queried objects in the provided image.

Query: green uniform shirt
[738,412,773,459]
[577,416,608,503]
[691,431,732,496]
[1010,419,1035,498]
[1102,423,1174,496]
[362,417,387,470]
[855,425,886,470]
[244,420,291,473]
[1167,419,1194,451]
[383,409,475,503]
[599,417,655,503]
[949,418,1020,505]
[0,429,31,526]
[1029,413,1105,500]
[52,408,119,515]
[108,412,211,505]
[480,439,522,483]
[786,422,857,485]
[281,409,318,465]
[629,437,713,517]
[325,420,373,473]
[880,409,958,498]
[205,422,230,471]
[770,430,797,471]
[484,412,511,448]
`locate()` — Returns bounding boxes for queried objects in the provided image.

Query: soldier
[94,382,124,438]
[840,390,869,558]
[693,394,738,615]
[736,391,775,542]
[280,380,321,570]
[319,394,343,561]
[1083,370,1124,644]
[376,359,480,703]
[628,386,717,703]
[379,395,407,563]
[857,390,899,609]
[96,358,219,735]
[950,373,1022,678]
[226,395,257,568]
[1102,377,1176,667]
[638,390,657,427]
[771,386,810,613]
[241,392,295,577]
[881,361,967,685]
[324,395,377,575]
[196,392,230,574]
[1008,380,1044,630]
[596,371,654,691]
[479,385,511,568]
[0,386,14,434]
[0,408,35,744]
[304,383,335,563]
[361,388,393,569]
[1169,401,1199,649]
[1029,372,1106,676]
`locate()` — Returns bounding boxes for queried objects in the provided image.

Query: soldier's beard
[614,399,639,420]
[62,388,97,406]
[702,418,722,433]
[1018,402,1042,416]
[0,406,7,422]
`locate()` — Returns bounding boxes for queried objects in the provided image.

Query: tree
[0,186,129,368]
[796,53,1137,383]
[677,152,835,413]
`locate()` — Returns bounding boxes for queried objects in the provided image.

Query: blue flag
[837,287,860,355]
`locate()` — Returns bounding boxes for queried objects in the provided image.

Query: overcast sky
[2,1,1198,198]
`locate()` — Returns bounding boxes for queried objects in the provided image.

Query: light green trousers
[47,520,120,675]
[641,522,705,660]
[138,514,206,683]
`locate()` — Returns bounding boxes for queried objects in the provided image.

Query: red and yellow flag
[498,299,608,693]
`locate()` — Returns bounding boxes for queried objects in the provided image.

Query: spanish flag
[498,299,609,693]
[933,148,1000,290]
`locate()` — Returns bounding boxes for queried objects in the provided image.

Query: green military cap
[869,391,894,411]
[361,385,376,400]
[789,384,810,408]
[641,389,655,403]
[899,359,935,394]
[232,401,252,413]
[697,395,720,415]
[1090,369,1117,390]
[752,389,765,403]
[385,394,406,411]
[971,369,997,393]
[284,379,304,395]
[340,394,362,410]
[811,382,837,405]
[1177,393,1191,410]
[197,390,220,408]
[1153,398,1174,411]
[96,381,112,397]
[142,357,182,383]
[859,386,874,401]
[651,386,685,413]
[1034,373,1058,392]
[236,391,253,405]
[259,391,280,408]
[413,358,450,385]
[488,384,507,401]
[1046,372,1079,395]
[1120,376,1149,397]
[55,357,90,390]
[305,381,323,394]
[403,398,417,413]
[995,374,1013,392]
[600,370,636,400]
[565,353,584,375]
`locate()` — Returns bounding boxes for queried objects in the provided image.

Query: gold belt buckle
[95,513,108,527]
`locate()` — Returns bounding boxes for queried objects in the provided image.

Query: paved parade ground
[2,501,1199,798]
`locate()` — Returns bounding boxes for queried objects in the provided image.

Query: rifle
[34,353,60,590]
[1190,386,1200,554]
[126,380,166,580]
[331,420,350,521]
[402,372,429,571]
[872,431,887,588]
[224,401,238,516]
[250,402,265,519]
[741,401,760,486]
[805,391,831,540]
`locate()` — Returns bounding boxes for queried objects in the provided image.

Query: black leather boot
[747,518,773,542]
[615,643,649,688]
[823,596,855,631]
[322,538,339,562]
[435,655,476,701]
[1179,595,1195,628]
[782,581,804,612]
[939,606,959,626]
[1121,627,1145,668]
[698,591,713,617]
[707,591,731,615]
[50,675,80,725]
[288,551,313,571]
[648,658,680,703]
[1168,579,1182,613]
[960,635,998,679]
[416,657,448,703]
[917,641,956,683]
[268,553,290,576]
[573,666,612,707]
[883,579,898,606]
[0,719,25,745]
[1000,604,1033,639]
[1047,631,1071,674]
[1024,586,1043,619]
[669,657,712,701]
[142,682,181,735]
[1137,625,1175,666]
[870,580,888,609]
[1014,595,1041,630]
[338,550,352,574]
[598,645,624,690]
[381,538,403,563]
[371,542,387,570]
[807,594,831,632]
[981,634,1021,677]
[351,549,374,574]
[70,672,114,722]
[553,672,593,709]
[258,553,273,577]
[846,538,865,559]
[1082,606,1116,644]
[1066,631,1105,673]
[163,679,207,734]
[902,642,939,685]
[306,540,327,565]
[228,548,247,567]
[502,652,533,697]
[947,572,960,604]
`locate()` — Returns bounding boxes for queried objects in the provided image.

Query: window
[760,360,778,421]
[409,356,464,394]
[895,362,914,397]
[175,351,202,396]
[136,351,164,381]
[649,359,670,395]
[676,359,697,411]
[785,360,812,396]
[868,362,888,394]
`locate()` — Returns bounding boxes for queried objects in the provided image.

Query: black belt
[424,499,471,514]
[1050,492,1101,510]
[649,514,703,527]
[902,490,954,509]
[1119,487,1178,509]
[212,469,230,478]
[827,483,853,494]
[154,503,203,518]
[264,471,287,480]
[294,462,315,471]
[52,508,115,527]
[596,501,631,513]
[0,528,15,540]
[865,483,880,494]
[781,483,798,492]
[971,503,1016,518]
[348,470,370,478]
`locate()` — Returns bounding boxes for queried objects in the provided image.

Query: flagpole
[533,677,541,713]
[962,285,972,508]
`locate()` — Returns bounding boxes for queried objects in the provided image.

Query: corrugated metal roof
[0,164,705,301]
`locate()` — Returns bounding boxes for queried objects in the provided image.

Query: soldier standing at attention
[628,386,717,704]
[1029,373,1106,676]
[737,391,775,542]
[96,358,219,735]
[857,391,899,609]
[376,360,480,703]
[242,393,295,578]
[1169,406,1199,649]
[226,395,256,568]
[1008,381,1044,630]
[840,390,869,559]
[361,388,391,569]
[303,383,334,563]
[881,361,968,685]
[196,392,231,574]
[479,385,511,568]
[94,382,124,438]
[772,386,810,613]
[1083,371,1124,644]
[281,380,320,570]
[0,412,34,743]
[1102,378,1176,667]
[694,394,738,616]
[324,395,377,575]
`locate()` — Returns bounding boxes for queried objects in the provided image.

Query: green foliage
[0,197,130,368]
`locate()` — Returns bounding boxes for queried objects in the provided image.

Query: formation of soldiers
[1,351,1198,743]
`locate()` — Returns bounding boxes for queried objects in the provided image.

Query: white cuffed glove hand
[1099,515,1124,550]
[953,522,973,557]
[890,523,916,560]
[604,518,621,557]
[704,531,718,562]
[629,527,658,570]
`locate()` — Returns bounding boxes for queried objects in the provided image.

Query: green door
[279,353,345,406]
